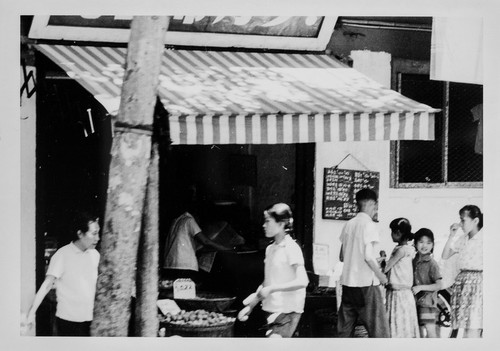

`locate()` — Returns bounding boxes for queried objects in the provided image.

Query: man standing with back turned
[337,188,389,337]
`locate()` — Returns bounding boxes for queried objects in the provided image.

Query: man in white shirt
[25,212,101,336]
[338,188,389,338]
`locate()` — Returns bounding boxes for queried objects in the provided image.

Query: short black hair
[71,211,99,241]
[264,203,294,237]
[355,188,378,203]
[414,228,435,245]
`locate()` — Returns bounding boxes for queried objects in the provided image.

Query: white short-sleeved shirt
[46,242,100,322]
[163,212,202,271]
[340,212,380,287]
[451,229,483,271]
[262,235,307,313]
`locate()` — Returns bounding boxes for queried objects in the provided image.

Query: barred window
[391,68,483,188]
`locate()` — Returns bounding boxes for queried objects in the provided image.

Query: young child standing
[384,218,419,338]
[412,228,443,338]
[237,203,308,337]
[442,205,483,338]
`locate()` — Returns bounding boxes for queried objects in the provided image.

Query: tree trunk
[91,16,169,336]
[135,141,160,336]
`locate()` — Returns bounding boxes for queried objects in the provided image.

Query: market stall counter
[158,281,238,337]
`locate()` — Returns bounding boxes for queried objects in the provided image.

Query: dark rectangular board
[322,168,380,220]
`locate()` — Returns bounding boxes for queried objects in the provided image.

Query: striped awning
[35,44,438,144]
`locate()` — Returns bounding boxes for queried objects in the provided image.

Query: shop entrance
[34,51,315,335]
[159,143,315,268]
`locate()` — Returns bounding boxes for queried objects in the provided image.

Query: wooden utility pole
[134,142,160,336]
[134,100,170,336]
[91,16,169,336]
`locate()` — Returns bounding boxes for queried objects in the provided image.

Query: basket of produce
[159,309,235,337]
[160,291,236,312]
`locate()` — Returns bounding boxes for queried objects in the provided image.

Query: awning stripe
[429,114,435,139]
[261,53,338,111]
[314,114,323,142]
[35,44,438,144]
[308,115,315,143]
[383,114,391,140]
[291,114,299,143]
[268,115,277,144]
[235,114,245,144]
[67,46,119,97]
[331,114,339,142]
[353,114,361,141]
[168,52,239,114]
[390,113,399,140]
[252,115,261,144]
[38,44,110,98]
[283,114,293,143]
[196,114,204,145]
[199,52,264,112]
[240,52,318,114]
[185,115,195,144]
[360,113,368,141]
[168,111,435,145]
[322,114,330,142]
[297,114,307,143]
[223,115,231,144]
[179,116,187,144]
[203,114,213,145]
[404,113,413,140]
[397,113,406,140]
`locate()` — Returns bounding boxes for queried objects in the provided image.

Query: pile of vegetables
[159,309,235,327]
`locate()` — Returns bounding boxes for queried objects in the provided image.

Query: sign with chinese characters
[322,168,379,220]
[29,15,337,51]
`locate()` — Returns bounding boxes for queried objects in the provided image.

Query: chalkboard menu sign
[322,168,380,220]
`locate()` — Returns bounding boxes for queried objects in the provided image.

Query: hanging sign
[322,168,380,220]
[28,15,337,51]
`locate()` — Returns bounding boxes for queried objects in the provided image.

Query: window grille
[392,73,483,188]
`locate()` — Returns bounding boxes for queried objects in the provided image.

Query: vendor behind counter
[162,211,237,282]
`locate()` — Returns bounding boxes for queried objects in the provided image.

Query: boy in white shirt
[338,189,389,338]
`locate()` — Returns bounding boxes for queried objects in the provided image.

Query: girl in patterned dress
[384,218,420,338]
[442,205,483,338]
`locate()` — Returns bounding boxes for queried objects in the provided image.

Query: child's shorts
[416,306,437,326]
[263,312,302,337]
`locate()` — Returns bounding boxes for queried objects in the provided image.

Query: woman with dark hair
[24,211,100,336]
[442,205,483,338]
[237,203,308,337]
[384,218,419,338]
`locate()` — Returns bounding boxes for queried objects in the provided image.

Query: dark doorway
[35,52,112,335]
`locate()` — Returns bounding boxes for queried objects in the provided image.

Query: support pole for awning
[91,16,169,337]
